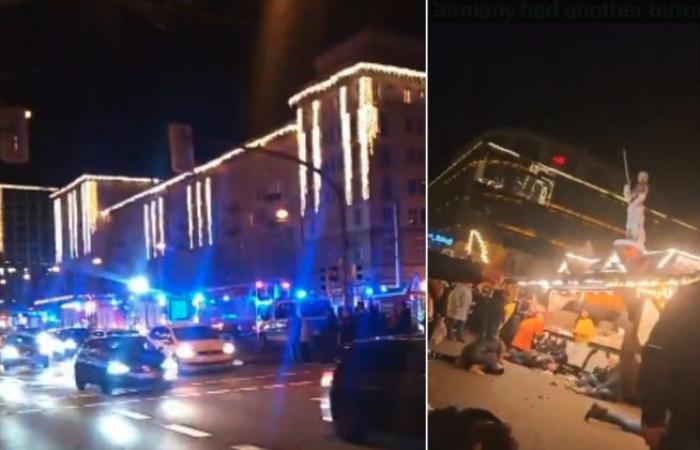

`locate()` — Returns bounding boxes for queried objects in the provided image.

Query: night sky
[429,24,700,224]
[0,0,424,186]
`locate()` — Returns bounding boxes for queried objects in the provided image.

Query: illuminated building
[289,31,425,297]
[430,129,700,276]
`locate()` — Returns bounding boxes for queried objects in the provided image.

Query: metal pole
[393,202,401,287]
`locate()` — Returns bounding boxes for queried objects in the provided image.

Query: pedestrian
[396,301,412,335]
[287,310,301,362]
[446,282,472,341]
[573,309,596,344]
[639,283,700,450]
[353,301,372,339]
[320,307,338,363]
[299,316,311,363]
[484,281,507,339]
[338,307,354,345]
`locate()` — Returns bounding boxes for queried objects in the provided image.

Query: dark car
[321,335,425,443]
[1,333,50,371]
[74,335,178,395]
[57,328,90,356]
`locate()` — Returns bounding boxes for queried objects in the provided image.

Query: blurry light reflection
[160,398,193,419]
[0,379,26,403]
[98,415,139,447]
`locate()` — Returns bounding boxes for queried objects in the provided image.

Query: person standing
[484,281,507,339]
[338,307,354,345]
[447,282,472,341]
[299,316,311,363]
[639,283,700,450]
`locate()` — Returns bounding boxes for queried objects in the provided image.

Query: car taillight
[320,369,334,388]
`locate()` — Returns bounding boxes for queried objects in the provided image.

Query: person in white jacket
[447,282,472,342]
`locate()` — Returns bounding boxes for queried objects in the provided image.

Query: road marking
[231,446,269,450]
[262,384,284,390]
[190,382,203,386]
[206,389,230,394]
[237,386,258,392]
[163,423,211,438]
[15,409,42,415]
[175,392,201,398]
[288,380,313,387]
[204,380,219,385]
[113,409,152,420]
[61,405,79,409]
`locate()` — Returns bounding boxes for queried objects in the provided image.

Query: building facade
[290,62,426,298]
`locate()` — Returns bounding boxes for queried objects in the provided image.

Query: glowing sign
[428,232,454,246]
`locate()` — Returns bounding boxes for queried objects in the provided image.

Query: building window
[403,88,412,104]
[408,208,419,226]
[408,179,420,195]
[383,206,393,225]
[379,146,391,168]
[354,207,362,226]
[382,176,393,200]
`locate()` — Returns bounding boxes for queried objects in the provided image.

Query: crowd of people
[286,300,415,363]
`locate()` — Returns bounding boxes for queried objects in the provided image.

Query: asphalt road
[0,340,409,450]
[428,359,647,450]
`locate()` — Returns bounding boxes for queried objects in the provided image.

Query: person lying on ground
[429,406,518,450]
[571,355,622,402]
[584,402,641,435]
[459,335,506,375]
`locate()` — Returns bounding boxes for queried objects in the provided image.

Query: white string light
[53,198,62,263]
[157,196,165,255]
[339,85,352,205]
[196,180,203,247]
[296,108,308,216]
[205,177,213,246]
[466,229,489,264]
[311,100,322,212]
[186,184,194,250]
[143,204,151,260]
[357,76,379,200]
[150,199,157,258]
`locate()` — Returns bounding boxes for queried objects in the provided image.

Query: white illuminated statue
[623,171,649,249]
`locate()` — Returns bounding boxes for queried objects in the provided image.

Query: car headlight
[223,342,235,355]
[64,339,77,350]
[161,357,178,381]
[1,345,19,360]
[175,344,194,359]
[106,361,130,375]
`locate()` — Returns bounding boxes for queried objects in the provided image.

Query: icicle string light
[205,177,213,246]
[296,108,308,216]
[357,76,379,200]
[157,197,165,255]
[144,204,151,260]
[196,181,203,247]
[339,86,352,205]
[150,199,157,258]
[187,185,194,249]
[53,198,62,263]
[465,229,489,264]
[311,100,322,212]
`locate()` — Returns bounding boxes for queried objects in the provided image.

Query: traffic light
[320,268,328,294]
[355,264,363,281]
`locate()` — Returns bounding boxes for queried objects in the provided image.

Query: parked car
[148,324,235,372]
[257,299,332,344]
[90,328,140,339]
[321,335,425,443]
[1,333,51,371]
[74,335,177,395]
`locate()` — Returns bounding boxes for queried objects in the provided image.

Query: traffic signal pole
[243,145,353,310]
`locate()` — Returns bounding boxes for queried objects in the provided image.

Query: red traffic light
[551,154,567,167]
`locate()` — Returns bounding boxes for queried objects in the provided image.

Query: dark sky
[0,0,424,186]
[429,24,700,224]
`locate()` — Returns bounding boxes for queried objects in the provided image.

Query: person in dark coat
[639,283,700,450]
[395,301,413,335]
[484,285,507,339]
[319,307,338,363]
[353,301,372,339]
[337,307,354,345]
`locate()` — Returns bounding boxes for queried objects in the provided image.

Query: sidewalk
[429,359,647,450]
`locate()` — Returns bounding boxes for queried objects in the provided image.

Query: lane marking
[114,409,151,420]
[231,446,269,450]
[206,389,230,394]
[237,386,258,392]
[309,397,323,402]
[76,393,98,398]
[114,398,140,404]
[262,384,284,390]
[288,380,313,387]
[83,402,110,407]
[15,409,42,415]
[163,423,211,438]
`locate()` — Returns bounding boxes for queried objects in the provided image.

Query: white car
[148,324,235,372]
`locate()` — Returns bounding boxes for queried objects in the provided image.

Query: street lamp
[127,276,150,295]
[92,257,103,266]
[275,208,290,222]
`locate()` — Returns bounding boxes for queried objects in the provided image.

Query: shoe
[584,402,608,422]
